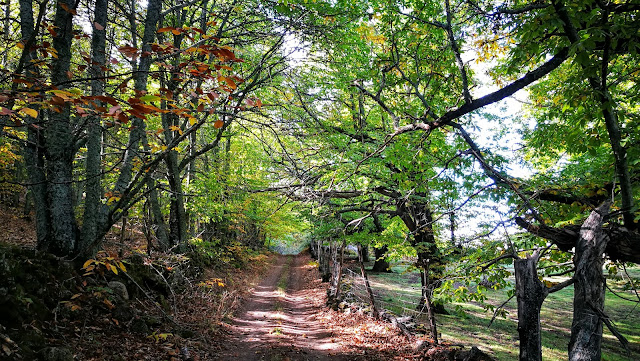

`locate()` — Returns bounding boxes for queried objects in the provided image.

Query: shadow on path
[218,253,348,361]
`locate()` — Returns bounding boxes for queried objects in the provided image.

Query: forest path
[218,252,349,361]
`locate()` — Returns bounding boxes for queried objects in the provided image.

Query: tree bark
[420,265,439,344]
[514,252,548,361]
[371,215,392,272]
[358,244,379,319]
[79,0,108,258]
[18,0,50,250]
[319,244,331,282]
[331,240,346,300]
[371,245,391,272]
[44,0,78,256]
[569,202,611,360]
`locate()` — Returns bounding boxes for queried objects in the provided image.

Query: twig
[488,294,515,327]
[121,270,180,327]
[589,302,631,354]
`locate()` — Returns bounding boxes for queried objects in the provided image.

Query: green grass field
[359,263,640,361]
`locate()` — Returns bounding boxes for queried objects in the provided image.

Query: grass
[360,263,640,361]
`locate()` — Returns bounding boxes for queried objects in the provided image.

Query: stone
[39,347,73,361]
[107,281,129,301]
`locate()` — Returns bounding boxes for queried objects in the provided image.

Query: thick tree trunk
[44,0,78,256]
[371,245,391,272]
[514,252,548,361]
[395,195,441,341]
[569,202,610,360]
[371,215,392,272]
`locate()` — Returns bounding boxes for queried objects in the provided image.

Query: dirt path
[218,253,349,361]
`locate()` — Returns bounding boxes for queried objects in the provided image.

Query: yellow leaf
[19,107,38,118]
[109,263,118,274]
[118,261,127,272]
[82,259,94,269]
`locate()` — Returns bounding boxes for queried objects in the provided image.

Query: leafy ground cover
[363,263,640,361]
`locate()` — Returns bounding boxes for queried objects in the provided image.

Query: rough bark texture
[514,253,548,361]
[395,195,440,343]
[44,0,78,256]
[569,202,610,361]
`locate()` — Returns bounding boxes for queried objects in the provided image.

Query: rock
[177,328,195,338]
[107,281,129,301]
[39,347,73,361]
[130,317,149,335]
[143,315,162,328]
[111,302,135,322]
[414,339,431,352]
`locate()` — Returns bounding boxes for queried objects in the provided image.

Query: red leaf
[60,3,77,15]
[214,120,224,129]
[94,22,104,30]
[50,96,65,105]
[117,112,129,123]
[93,95,119,106]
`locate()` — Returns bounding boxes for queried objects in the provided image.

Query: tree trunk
[371,245,391,272]
[358,244,379,319]
[18,0,51,250]
[25,128,50,248]
[360,244,369,262]
[112,0,162,195]
[331,240,346,300]
[569,202,610,360]
[319,244,331,282]
[79,0,108,258]
[420,264,439,344]
[514,252,548,361]
[147,181,170,249]
[44,0,78,256]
